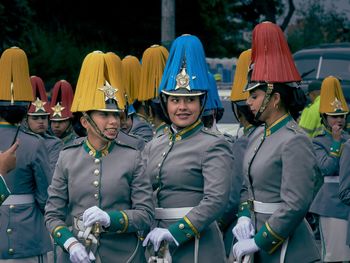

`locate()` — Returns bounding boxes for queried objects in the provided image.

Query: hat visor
[27,112,50,116]
[324,111,349,116]
[161,89,206,96]
[50,116,71,121]
[244,82,266,91]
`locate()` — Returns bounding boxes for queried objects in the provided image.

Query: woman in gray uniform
[45,51,154,263]
[231,22,320,263]
[142,34,234,263]
[311,76,350,262]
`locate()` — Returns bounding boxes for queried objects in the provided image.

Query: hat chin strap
[254,83,274,122]
[82,112,115,142]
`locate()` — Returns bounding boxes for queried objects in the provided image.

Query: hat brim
[161,89,206,96]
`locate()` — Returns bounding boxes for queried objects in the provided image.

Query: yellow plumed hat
[138,44,169,101]
[230,49,251,102]
[0,47,33,106]
[71,51,126,112]
[319,76,349,115]
[122,55,141,104]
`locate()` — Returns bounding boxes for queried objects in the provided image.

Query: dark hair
[72,112,86,137]
[0,105,27,124]
[150,99,170,124]
[231,101,261,126]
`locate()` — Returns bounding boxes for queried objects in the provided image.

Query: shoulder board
[62,137,84,150]
[285,120,306,135]
[201,126,222,137]
[115,131,143,151]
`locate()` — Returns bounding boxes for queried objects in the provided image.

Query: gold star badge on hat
[51,102,65,117]
[175,67,191,91]
[99,80,118,101]
[32,97,46,112]
[331,97,343,111]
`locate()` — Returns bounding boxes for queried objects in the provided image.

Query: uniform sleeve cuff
[168,216,200,245]
[53,226,75,249]
[330,140,342,157]
[254,222,285,254]
[237,201,251,218]
[0,175,10,204]
[63,237,78,252]
[107,210,128,233]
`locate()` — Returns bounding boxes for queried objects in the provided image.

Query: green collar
[243,124,255,136]
[169,120,203,141]
[265,114,292,137]
[83,139,114,158]
[0,121,18,128]
[155,122,169,135]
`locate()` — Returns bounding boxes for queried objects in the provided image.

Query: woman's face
[27,115,49,135]
[51,119,71,138]
[246,88,266,120]
[326,114,346,130]
[81,111,120,141]
[167,95,201,129]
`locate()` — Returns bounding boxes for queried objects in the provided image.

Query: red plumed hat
[28,76,51,115]
[50,80,74,120]
[250,22,301,85]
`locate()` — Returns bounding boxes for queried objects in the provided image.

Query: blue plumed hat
[203,72,223,116]
[159,34,209,97]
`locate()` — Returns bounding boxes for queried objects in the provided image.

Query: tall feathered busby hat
[246,21,301,91]
[231,49,251,102]
[71,51,126,113]
[0,47,33,106]
[28,76,51,115]
[319,76,349,115]
[50,80,74,120]
[203,72,223,116]
[159,34,210,97]
[138,44,169,101]
[122,55,141,104]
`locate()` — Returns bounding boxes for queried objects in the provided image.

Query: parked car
[293,43,350,102]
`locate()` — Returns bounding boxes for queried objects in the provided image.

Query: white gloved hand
[232,216,255,241]
[69,242,91,263]
[83,206,110,228]
[232,238,259,262]
[142,227,177,251]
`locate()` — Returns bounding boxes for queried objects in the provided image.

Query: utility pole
[161,0,175,49]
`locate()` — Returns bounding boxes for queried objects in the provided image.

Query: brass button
[6,228,12,234]
[56,232,62,238]
[1,194,5,201]
[119,218,124,224]
[179,224,185,230]
[162,152,166,157]
[94,159,100,164]
[93,181,99,187]
[94,193,99,200]
[262,232,267,238]
[89,151,94,156]
[204,128,208,131]
[157,163,161,168]
[8,248,14,254]
[117,140,121,144]
[186,233,191,238]
[175,135,181,140]
[272,241,277,244]
[94,169,100,176]
[156,175,160,180]
[117,230,122,234]
[9,205,15,209]
[168,142,172,146]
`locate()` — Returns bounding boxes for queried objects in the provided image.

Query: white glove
[83,206,110,228]
[232,238,259,262]
[232,216,255,241]
[69,242,91,263]
[142,227,177,251]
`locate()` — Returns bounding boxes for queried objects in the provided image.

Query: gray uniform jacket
[338,139,350,244]
[240,116,320,263]
[310,129,350,219]
[143,121,233,263]
[0,125,52,259]
[117,130,146,151]
[130,114,154,142]
[42,132,63,181]
[45,135,154,263]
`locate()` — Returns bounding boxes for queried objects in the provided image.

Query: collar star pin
[51,102,65,117]
[99,80,118,101]
[32,97,46,112]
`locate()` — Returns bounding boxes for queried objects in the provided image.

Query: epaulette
[62,137,84,151]
[201,126,222,137]
[286,120,306,135]
[223,132,236,144]
[115,131,143,151]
